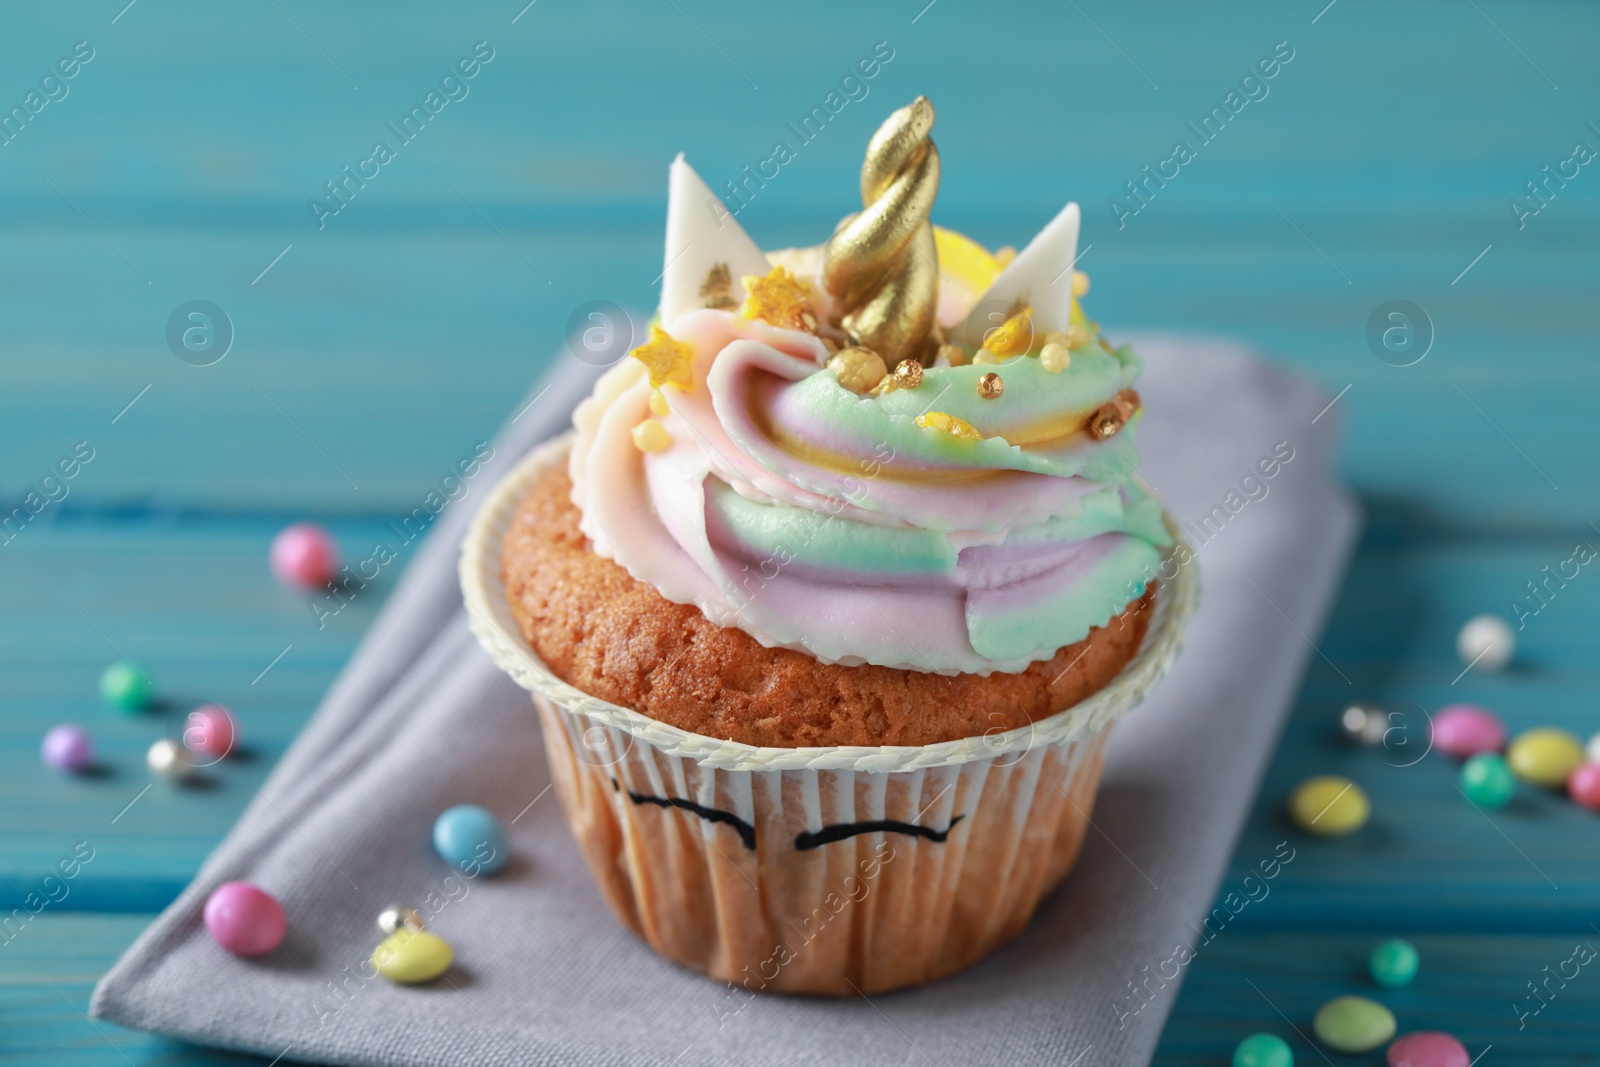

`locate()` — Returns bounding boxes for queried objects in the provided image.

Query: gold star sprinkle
[629,325,695,391]
[741,265,817,332]
[916,411,983,441]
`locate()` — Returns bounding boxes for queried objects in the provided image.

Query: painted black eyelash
[613,780,757,850]
[794,815,964,852]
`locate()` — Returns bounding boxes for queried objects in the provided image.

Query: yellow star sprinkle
[740,265,817,332]
[629,325,694,391]
[915,411,983,441]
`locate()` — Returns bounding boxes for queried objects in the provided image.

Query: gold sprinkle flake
[916,411,982,441]
[1089,388,1141,440]
[828,346,888,393]
[891,358,924,389]
[631,418,672,452]
[740,265,818,332]
[700,263,738,310]
[629,325,695,391]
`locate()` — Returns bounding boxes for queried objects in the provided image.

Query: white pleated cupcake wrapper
[460,433,1198,992]
[459,433,1199,774]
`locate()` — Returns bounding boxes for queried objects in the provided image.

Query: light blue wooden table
[3,1,1597,1062]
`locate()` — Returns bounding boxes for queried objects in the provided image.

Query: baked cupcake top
[570,98,1170,676]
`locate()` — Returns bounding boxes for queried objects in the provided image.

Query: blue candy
[432,804,508,876]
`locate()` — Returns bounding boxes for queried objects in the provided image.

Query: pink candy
[204,882,286,957]
[184,704,238,759]
[270,522,338,589]
[1431,704,1505,759]
[1387,1031,1468,1067]
[1568,763,1600,811]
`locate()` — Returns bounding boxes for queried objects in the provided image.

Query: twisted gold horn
[823,97,941,367]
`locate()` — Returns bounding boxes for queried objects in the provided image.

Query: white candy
[1457,614,1514,672]
[1587,731,1600,765]
[147,738,198,780]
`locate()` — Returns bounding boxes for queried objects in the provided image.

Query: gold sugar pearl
[828,347,888,393]
[648,390,670,417]
[892,359,924,389]
[1040,343,1071,373]
[1088,388,1141,440]
[937,343,968,367]
[977,371,1004,399]
[1064,323,1093,349]
[631,418,671,452]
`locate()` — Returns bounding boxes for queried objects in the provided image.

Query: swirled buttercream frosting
[569,101,1170,676]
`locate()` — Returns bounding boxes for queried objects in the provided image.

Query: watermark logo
[566,301,635,367]
[1366,300,1432,367]
[167,300,234,366]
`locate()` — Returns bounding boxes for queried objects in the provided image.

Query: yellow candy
[1072,270,1090,298]
[648,389,670,417]
[631,419,671,453]
[1289,775,1369,836]
[915,411,983,441]
[372,928,453,984]
[1507,728,1583,788]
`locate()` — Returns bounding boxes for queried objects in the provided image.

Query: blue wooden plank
[1153,932,1600,1065]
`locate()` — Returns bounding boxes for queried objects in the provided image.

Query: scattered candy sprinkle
[1232,1032,1293,1067]
[1506,727,1584,788]
[1313,995,1395,1054]
[1431,704,1505,759]
[1386,1031,1469,1067]
[99,660,154,713]
[41,725,94,773]
[1456,614,1513,672]
[434,804,509,876]
[270,523,338,589]
[1459,753,1516,808]
[1369,938,1419,988]
[204,882,287,957]
[1289,775,1370,836]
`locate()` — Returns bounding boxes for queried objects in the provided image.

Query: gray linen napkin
[92,334,1359,1067]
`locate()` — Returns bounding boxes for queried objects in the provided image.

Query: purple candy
[1432,704,1506,759]
[1387,1031,1469,1067]
[42,724,94,773]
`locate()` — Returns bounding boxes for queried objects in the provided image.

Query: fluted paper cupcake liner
[461,435,1197,994]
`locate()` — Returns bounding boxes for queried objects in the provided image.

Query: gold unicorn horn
[823,97,941,367]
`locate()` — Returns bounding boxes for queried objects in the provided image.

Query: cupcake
[462,97,1195,995]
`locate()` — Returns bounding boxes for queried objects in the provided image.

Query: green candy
[1369,937,1419,988]
[1233,1032,1293,1067]
[99,661,154,713]
[1312,995,1395,1054]
[1460,753,1516,808]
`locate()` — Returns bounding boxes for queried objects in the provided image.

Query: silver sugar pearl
[377,904,426,935]
[1340,702,1390,746]
[146,738,198,780]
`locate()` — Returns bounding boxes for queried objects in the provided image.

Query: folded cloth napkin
[93,335,1359,1067]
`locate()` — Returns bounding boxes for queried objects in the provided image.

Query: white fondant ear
[954,202,1081,345]
[660,155,771,326]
